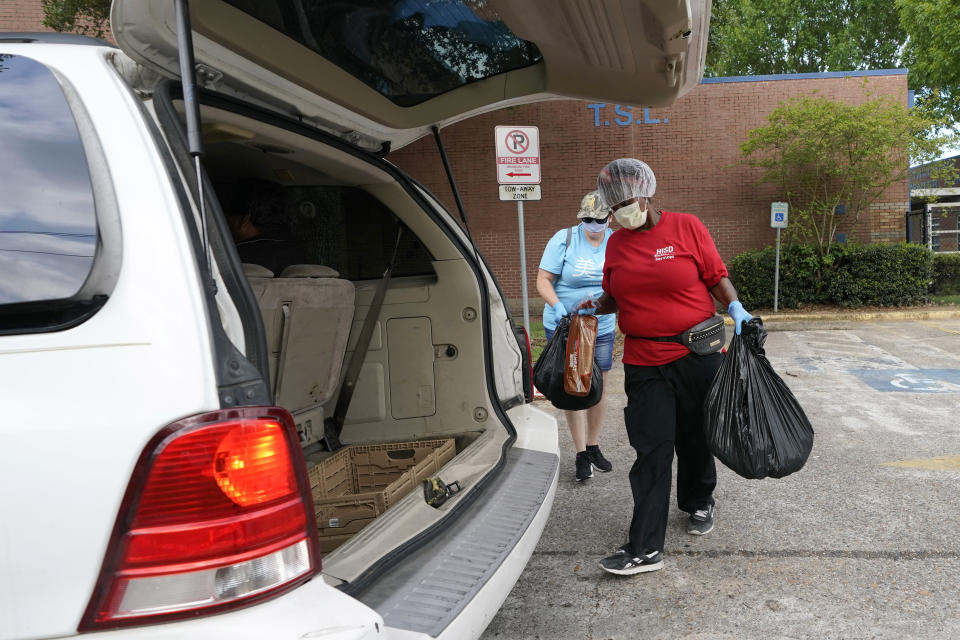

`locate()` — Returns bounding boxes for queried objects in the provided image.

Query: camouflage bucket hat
[577,190,610,218]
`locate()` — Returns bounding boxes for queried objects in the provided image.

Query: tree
[41,0,111,39]
[707,0,905,77]
[898,0,960,129]
[741,94,953,258]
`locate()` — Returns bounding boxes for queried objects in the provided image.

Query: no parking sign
[495,125,541,340]
[495,126,540,184]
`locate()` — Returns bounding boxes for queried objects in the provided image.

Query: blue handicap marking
[849,368,960,392]
[775,212,784,222]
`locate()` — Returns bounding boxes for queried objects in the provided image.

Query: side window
[0,54,98,307]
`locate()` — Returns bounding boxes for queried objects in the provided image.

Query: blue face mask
[582,219,609,233]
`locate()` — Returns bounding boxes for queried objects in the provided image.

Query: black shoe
[599,549,663,575]
[575,451,593,481]
[687,504,715,536]
[585,445,613,472]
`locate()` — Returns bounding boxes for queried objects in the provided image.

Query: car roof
[0,32,115,47]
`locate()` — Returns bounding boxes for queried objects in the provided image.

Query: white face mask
[582,219,609,233]
[613,201,648,230]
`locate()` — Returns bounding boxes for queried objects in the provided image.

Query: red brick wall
[390,73,910,300]
[1,0,113,41]
[1,0,49,32]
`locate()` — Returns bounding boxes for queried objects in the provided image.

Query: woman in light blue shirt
[536,191,616,482]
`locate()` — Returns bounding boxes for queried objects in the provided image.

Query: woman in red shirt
[589,158,753,576]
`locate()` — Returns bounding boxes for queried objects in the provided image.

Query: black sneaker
[599,549,663,575]
[575,451,593,481]
[687,504,715,536]
[585,445,613,472]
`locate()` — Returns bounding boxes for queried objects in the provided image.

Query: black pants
[623,351,722,554]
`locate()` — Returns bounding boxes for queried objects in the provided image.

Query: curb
[730,307,960,331]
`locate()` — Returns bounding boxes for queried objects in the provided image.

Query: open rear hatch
[112,0,710,151]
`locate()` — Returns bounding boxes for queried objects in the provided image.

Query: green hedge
[827,243,932,307]
[729,244,821,309]
[730,242,932,309]
[931,253,960,295]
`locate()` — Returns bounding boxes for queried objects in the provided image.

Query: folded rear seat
[251,264,356,443]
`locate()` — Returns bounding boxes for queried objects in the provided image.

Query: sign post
[495,126,541,338]
[770,202,789,313]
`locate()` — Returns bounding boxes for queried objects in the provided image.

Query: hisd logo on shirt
[654,245,675,261]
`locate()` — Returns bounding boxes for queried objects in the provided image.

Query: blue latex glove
[552,300,568,319]
[576,295,598,315]
[728,300,753,335]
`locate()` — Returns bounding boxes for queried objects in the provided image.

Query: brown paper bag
[563,314,598,396]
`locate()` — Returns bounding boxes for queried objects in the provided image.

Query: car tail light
[514,324,534,402]
[80,407,318,630]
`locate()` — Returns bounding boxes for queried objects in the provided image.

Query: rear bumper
[435,452,558,640]
[66,576,383,639]
[354,404,560,640]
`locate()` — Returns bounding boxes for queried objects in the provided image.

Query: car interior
[193,102,520,583]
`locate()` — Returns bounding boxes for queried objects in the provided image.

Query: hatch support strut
[174,0,213,284]
[431,126,470,231]
[172,0,272,410]
[432,125,482,267]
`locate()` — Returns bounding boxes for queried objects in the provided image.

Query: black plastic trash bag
[533,315,603,411]
[703,317,814,479]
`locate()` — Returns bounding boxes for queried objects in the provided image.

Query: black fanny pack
[630,314,725,356]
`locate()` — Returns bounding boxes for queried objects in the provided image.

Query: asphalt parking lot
[483,318,960,640]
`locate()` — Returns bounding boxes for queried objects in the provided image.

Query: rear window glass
[217,182,434,281]
[0,54,97,305]
[223,0,542,106]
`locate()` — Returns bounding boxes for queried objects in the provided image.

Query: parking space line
[919,321,960,336]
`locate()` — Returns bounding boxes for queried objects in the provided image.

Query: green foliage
[41,0,111,39]
[898,0,960,129]
[708,0,960,130]
[707,0,905,77]
[731,242,932,308]
[931,253,960,295]
[528,320,546,362]
[741,95,953,257]
[826,243,932,307]
[728,250,773,310]
[730,244,824,309]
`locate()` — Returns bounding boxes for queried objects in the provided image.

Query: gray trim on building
[702,69,907,84]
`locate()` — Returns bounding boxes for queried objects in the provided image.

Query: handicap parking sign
[771,202,788,228]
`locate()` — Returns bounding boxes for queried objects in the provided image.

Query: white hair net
[597,158,657,208]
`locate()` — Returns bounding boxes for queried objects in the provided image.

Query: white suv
[0,2,708,638]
